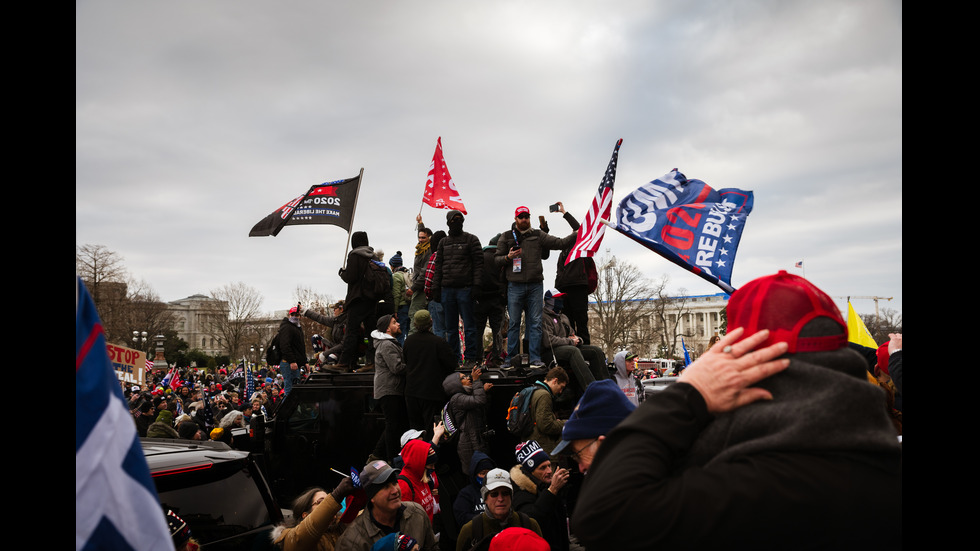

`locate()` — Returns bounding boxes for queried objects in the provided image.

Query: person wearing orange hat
[572,271,902,549]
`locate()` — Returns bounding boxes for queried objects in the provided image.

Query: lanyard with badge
[511,229,522,273]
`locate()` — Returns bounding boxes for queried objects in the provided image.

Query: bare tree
[76,244,130,342]
[859,308,903,346]
[589,255,659,358]
[204,282,264,359]
[117,277,177,352]
[646,276,698,359]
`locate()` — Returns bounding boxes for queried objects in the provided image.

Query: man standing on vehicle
[432,209,482,367]
[338,231,380,372]
[408,216,433,335]
[335,460,438,551]
[278,304,307,396]
[495,206,577,368]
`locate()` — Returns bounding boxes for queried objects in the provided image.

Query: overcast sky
[76,0,902,320]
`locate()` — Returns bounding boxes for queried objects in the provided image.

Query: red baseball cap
[727,270,847,353]
[490,527,549,551]
[515,206,530,218]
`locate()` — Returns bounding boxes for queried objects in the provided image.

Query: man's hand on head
[678,328,790,413]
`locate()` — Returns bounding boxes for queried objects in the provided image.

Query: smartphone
[549,203,560,212]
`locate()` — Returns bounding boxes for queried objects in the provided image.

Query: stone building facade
[166,294,229,357]
[589,292,729,361]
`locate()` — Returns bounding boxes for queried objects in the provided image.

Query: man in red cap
[495,206,577,368]
[571,271,902,549]
[277,304,308,396]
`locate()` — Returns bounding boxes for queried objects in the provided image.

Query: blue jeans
[429,300,447,342]
[441,286,477,364]
[507,282,544,363]
[280,361,299,396]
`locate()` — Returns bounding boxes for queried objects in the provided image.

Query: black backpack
[366,260,392,298]
[266,334,281,366]
[505,385,542,440]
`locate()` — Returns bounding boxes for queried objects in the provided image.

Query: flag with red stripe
[565,139,622,265]
[76,277,171,550]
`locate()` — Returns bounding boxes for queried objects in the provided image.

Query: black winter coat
[277,318,307,365]
[571,354,903,551]
[403,330,457,401]
[434,231,482,291]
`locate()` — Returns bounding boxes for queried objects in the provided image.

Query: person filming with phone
[495,206,577,368]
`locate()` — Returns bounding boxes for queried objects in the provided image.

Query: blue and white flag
[76,277,171,551]
[614,169,753,293]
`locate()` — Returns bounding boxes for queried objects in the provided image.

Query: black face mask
[448,220,464,236]
[553,298,564,313]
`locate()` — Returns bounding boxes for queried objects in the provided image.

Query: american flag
[565,139,622,265]
[168,367,181,393]
[795,260,804,268]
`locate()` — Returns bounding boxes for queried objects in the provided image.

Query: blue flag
[245,362,255,403]
[613,169,753,293]
[681,338,692,367]
[76,277,172,551]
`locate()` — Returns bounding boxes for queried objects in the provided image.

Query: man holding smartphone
[495,206,577,368]
[510,440,571,551]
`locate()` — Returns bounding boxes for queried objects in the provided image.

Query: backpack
[441,400,461,440]
[505,385,542,440]
[466,511,532,551]
[397,474,417,500]
[266,334,282,366]
[366,260,392,298]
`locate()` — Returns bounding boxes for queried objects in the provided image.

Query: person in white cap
[455,468,541,551]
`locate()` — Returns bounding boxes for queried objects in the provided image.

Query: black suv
[143,438,283,550]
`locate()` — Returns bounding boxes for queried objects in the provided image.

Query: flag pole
[341,168,365,269]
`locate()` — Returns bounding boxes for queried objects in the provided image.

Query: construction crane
[833,296,893,321]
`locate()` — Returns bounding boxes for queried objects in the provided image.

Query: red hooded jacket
[397,439,436,522]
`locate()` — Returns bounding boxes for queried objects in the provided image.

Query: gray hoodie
[612,351,640,406]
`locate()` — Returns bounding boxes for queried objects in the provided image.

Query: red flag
[423,137,467,214]
[565,139,622,265]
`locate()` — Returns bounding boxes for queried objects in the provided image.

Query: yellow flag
[846,302,878,348]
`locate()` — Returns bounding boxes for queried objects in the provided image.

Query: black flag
[249,174,362,237]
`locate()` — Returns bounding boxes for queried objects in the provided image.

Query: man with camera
[495,206,577,368]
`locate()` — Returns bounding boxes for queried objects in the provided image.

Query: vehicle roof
[141,438,248,473]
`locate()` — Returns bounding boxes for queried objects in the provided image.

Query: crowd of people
[131,203,903,551]
[278,205,602,385]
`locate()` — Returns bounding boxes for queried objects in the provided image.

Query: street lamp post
[132,330,148,353]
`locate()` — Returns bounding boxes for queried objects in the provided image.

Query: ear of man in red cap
[571,271,902,550]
